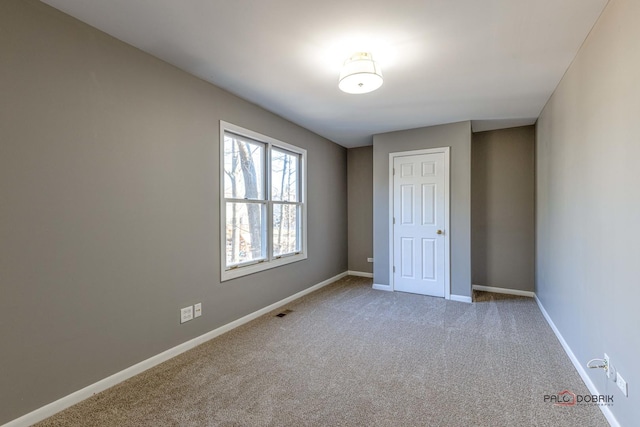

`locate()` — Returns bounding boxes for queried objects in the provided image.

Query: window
[220,121,306,281]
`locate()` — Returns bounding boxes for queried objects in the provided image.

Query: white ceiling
[41,0,608,147]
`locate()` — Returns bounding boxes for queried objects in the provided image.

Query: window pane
[273,203,299,257]
[224,133,265,200]
[271,148,299,202]
[225,202,265,266]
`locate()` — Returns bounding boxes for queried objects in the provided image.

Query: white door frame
[389,147,451,299]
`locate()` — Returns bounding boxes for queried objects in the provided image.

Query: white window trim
[220,121,307,281]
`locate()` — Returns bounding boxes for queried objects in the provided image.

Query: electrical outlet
[367,257,374,263]
[180,306,194,324]
[194,303,202,318]
[616,372,628,397]
[604,353,611,378]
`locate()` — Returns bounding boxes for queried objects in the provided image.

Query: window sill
[221,253,307,282]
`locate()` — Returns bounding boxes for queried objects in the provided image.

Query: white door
[392,150,448,297]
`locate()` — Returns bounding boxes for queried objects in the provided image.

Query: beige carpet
[36,276,608,426]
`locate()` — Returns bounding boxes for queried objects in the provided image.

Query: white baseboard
[372,283,392,291]
[534,295,619,427]
[472,284,535,298]
[347,270,373,278]
[3,271,348,427]
[450,294,472,303]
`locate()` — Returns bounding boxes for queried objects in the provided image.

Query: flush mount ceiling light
[338,52,383,94]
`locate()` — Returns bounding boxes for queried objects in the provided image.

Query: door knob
[437,230,443,235]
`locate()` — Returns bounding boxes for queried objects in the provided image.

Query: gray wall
[472,126,535,292]
[347,147,373,274]
[0,1,347,423]
[373,122,472,297]
[536,0,640,424]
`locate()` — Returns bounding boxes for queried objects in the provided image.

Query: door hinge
[393,217,396,224]
[393,266,396,273]
[393,168,396,175]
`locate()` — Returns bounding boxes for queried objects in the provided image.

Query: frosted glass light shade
[338,52,383,94]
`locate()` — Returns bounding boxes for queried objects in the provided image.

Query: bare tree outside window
[224,134,265,265]
[272,148,300,256]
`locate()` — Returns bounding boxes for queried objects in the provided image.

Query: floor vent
[275,309,293,317]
